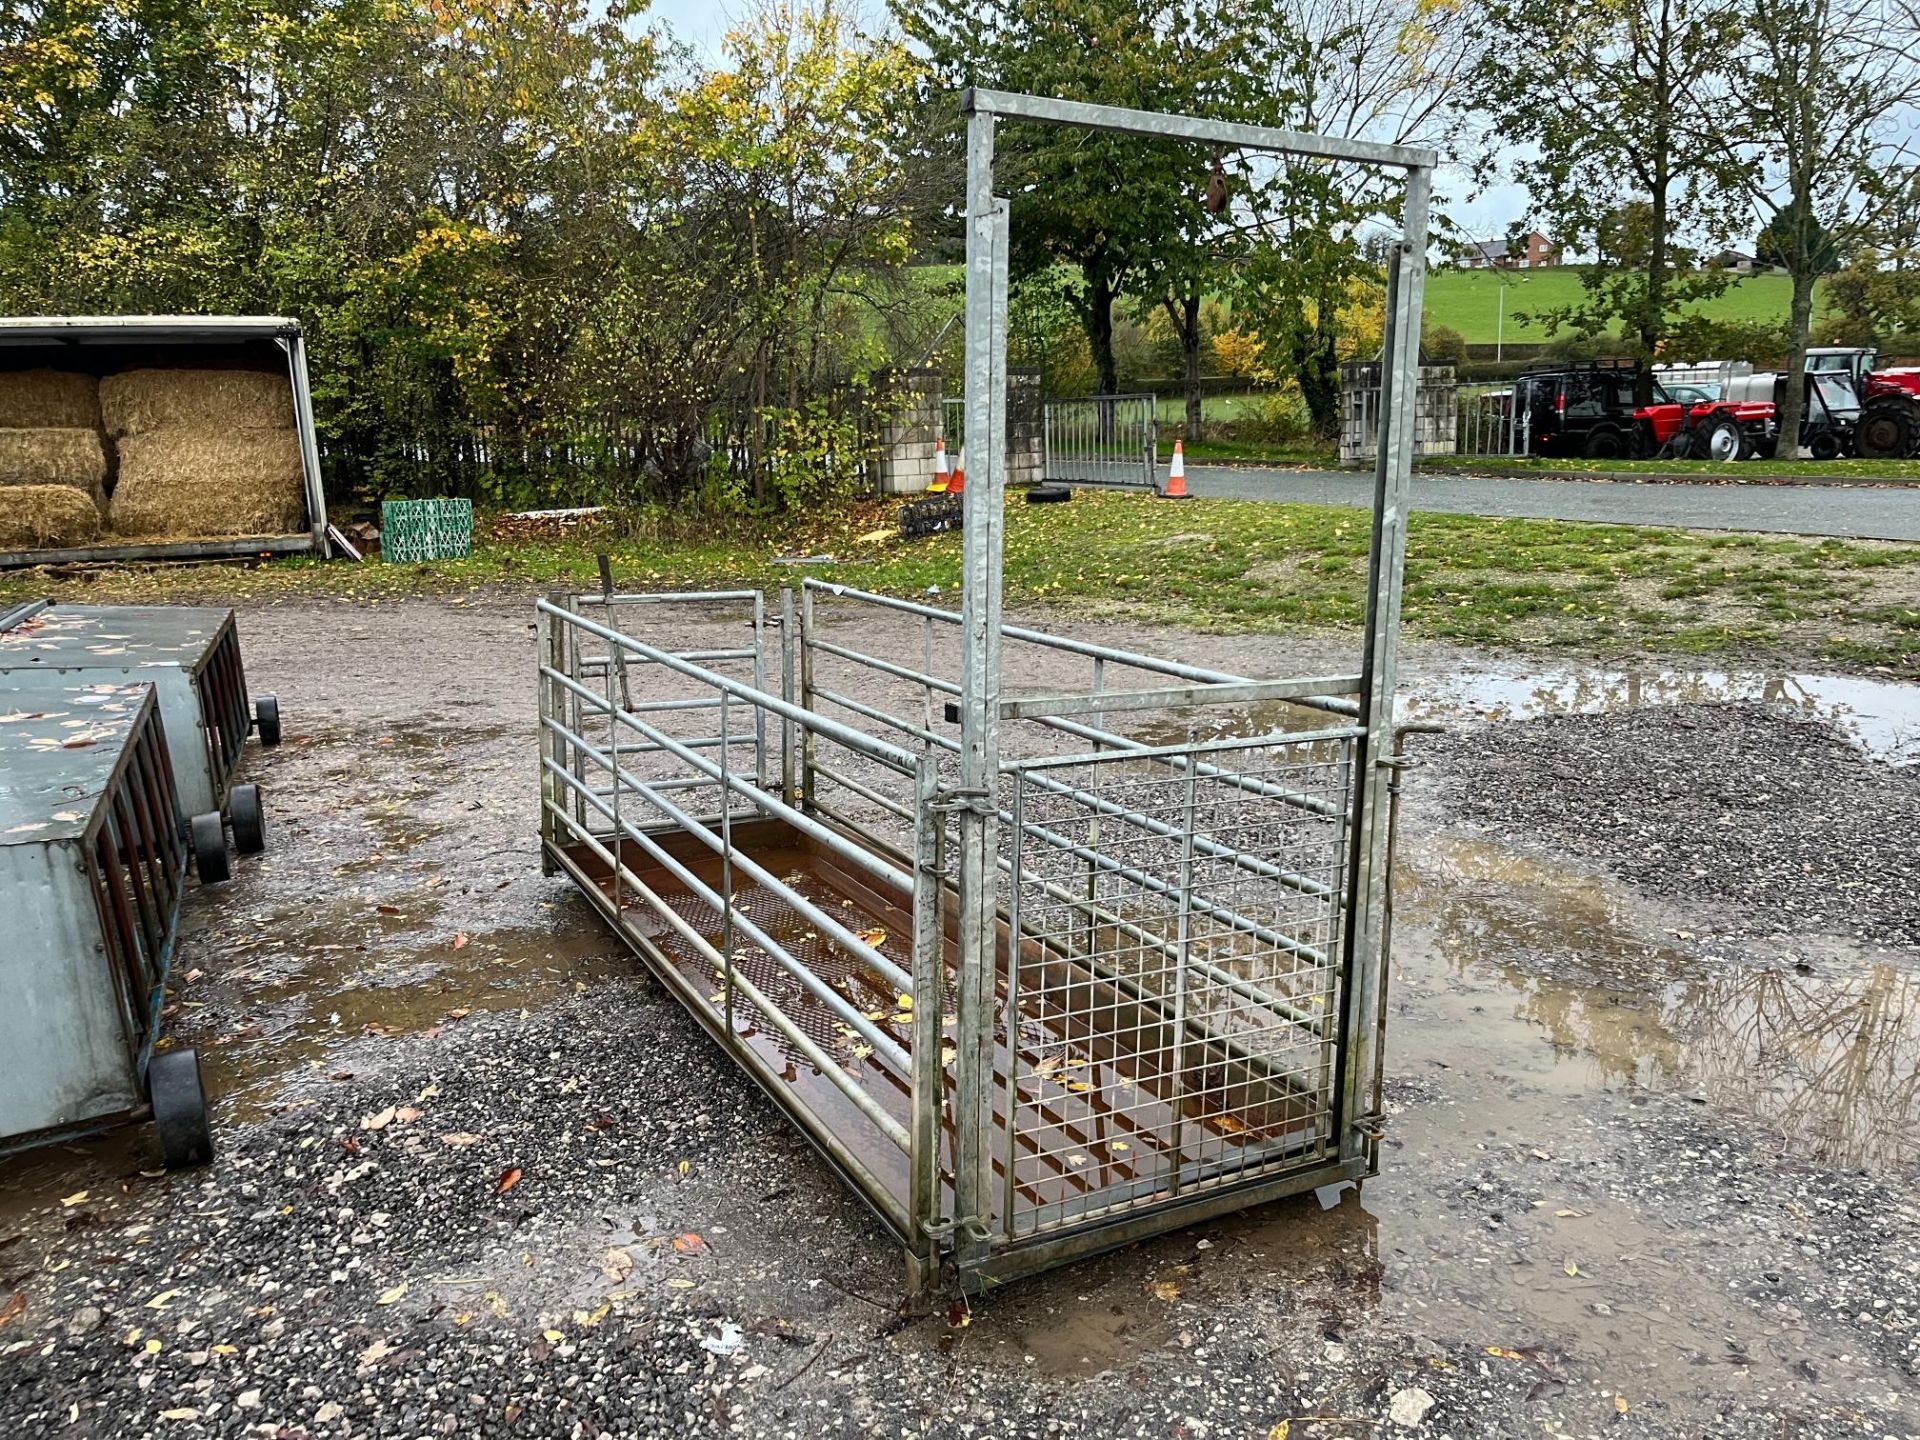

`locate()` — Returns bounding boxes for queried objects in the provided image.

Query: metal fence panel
[1043,393,1159,490]
[1457,384,1532,457]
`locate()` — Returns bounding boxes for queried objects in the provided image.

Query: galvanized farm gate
[537,89,1435,1293]
[1042,393,1159,490]
[1457,382,1532,457]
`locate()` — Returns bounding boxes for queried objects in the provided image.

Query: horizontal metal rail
[1001,676,1362,722]
[547,798,911,1153]
[542,671,914,969]
[540,598,917,772]
[801,580,1361,719]
[543,746,913,1075]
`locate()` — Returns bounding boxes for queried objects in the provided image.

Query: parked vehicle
[1512,360,1644,458]
[1804,347,1920,459]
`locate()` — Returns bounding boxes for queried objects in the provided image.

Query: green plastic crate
[381,499,473,563]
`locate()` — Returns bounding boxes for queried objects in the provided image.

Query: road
[1181,464,1920,541]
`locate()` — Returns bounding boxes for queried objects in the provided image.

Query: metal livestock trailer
[0,601,281,880]
[538,90,1433,1293]
[0,678,214,1166]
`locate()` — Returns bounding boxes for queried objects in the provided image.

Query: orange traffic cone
[947,446,966,495]
[928,437,950,493]
[1161,438,1191,498]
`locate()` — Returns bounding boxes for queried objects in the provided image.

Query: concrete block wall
[875,368,943,494]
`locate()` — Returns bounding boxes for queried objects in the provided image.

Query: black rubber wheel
[1025,484,1073,504]
[254,694,281,747]
[1855,401,1917,460]
[1701,416,1749,463]
[191,811,230,884]
[1582,425,1627,459]
[1807,430,1842,461]
[147,1048,213,1169]
[228,782,266,854]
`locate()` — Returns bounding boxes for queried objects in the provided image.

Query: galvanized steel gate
[538,89,1434,1293]
[1042,393,1159,490]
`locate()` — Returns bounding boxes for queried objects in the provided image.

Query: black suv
[1511,360,1642,459]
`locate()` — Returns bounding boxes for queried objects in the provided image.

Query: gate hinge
[921,1214,993,1246]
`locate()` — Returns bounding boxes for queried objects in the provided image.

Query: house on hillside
[1710,248,1780,275]
[1458,231,1558,269]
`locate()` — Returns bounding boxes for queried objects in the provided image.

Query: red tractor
[1806,347,1920,458]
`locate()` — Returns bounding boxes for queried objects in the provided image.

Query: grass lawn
[1424,267,1826,345]
[10,493,1919,674]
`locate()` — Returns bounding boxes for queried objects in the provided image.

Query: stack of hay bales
[0,370,109,549]
[103,369,305,539]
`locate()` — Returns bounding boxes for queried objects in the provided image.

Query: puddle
[1127,664,1920,763]
[1400,837,1920,1173]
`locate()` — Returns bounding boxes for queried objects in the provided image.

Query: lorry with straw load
[0,317,330,568]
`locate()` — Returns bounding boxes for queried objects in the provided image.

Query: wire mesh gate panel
[541,89,1432,1294]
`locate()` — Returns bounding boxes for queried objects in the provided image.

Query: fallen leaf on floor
[1147,1278,1181,1302]
[1554,1208,1581,1218]
[496,1167,523,1194]
[158,1409,200,1422]
[377,1283,407,1306]
[441,1133,484,1147]
[358,1338,394,1366]
[1267,1424,1290,1440]
[576,1301,612,1327]
[542,1328,564,1343]
[145,1290,181,1310]
[676,1160,691,1178]
[1112,1141,1131,1153]
[666,1278,696,1290]
[361,1107,396,1131]
[393,1106,424,1124]
[1065,1080,1092,1093]
[940,1042,956,1066]
[672,1232,705,1253]
[1485,1347,1525,1361]
[1614,1394,1630,1414]
[144,1338,162,1354]
[947,1297,971,1328]
[852,928,887,947]
[1563,1259,1580,1277]
[602,1249,634,1283]
[59,1191,88,1207]
[446,1008,472,1020]
[0,1292,25,1326]
[376,904,400,916]
[453,933,469,950]
[1035,1055,1062,1077]
[853,528,893,544]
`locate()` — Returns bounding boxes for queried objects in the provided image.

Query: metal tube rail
[538,599,917,773]
[538,690,915,993]
[547,800,911,1153]
[542,750,914,1074]
[802,580,1362,720]
[548,671,912,896]
[577,590,765,606]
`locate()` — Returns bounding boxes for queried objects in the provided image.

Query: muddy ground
[1,595,1916,1439]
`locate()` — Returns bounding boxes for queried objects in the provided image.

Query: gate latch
[928,785,994,818]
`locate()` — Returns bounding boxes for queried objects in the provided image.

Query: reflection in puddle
[1402,838,1920,1173]
[1131,664,1920,762]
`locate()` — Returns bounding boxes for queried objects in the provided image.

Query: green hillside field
[1424,266,1828,345]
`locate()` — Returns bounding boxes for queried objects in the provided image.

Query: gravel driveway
[0,596,1914,1439]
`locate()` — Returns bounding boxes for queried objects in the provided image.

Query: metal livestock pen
[537,90,1435,1293]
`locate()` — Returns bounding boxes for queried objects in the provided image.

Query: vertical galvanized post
[1339,163,1430,1171]
[751,592,768,790]
[953,94,1007,1273]
[906,752,944,1294]
[799,584,817,814]
[780,588,797,807]
[605,621,623,919]
[720,690,736,1043]
[536,598,559,875]
[1169,734,1200,1195]
[1000,778,1025,1239]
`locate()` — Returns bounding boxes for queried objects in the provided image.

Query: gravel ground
[1431,702,1920,947]
[1,597,1916,1438]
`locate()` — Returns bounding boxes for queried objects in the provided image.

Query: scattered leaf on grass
[496,1167,523,1195]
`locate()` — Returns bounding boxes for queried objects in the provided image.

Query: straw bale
[0,369,102,429]
[99,368,295,436]
[111,429,306,539]
[0,485,103,550]
[0,427,109,496]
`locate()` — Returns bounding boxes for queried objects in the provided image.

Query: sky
[639,0,1529,239]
